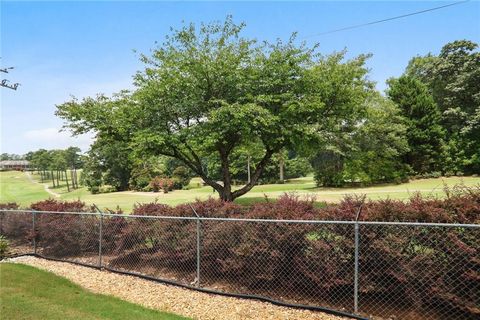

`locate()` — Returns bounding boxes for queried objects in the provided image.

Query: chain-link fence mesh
[0,210,33,255]
[35,212,100,265]
[358,224,480,320]
[1,209,479,320]
[200,220,356,312]
[102,215,197,286]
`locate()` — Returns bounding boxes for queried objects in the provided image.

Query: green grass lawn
[0,263,189,320]
[1,170,479,212]
[0,171,50,205]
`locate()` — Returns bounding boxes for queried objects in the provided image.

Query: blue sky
[1,1,479,154]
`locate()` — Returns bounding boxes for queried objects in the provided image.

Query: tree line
[26,147,83,192]
[54,18,479,201]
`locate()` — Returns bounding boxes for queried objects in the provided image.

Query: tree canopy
[56,17,373,201]
[405,40,480,173]
[387,76,445,174]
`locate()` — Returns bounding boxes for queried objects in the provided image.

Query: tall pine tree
[387,76,445,174]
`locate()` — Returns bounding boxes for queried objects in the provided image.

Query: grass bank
[0,263,189,320]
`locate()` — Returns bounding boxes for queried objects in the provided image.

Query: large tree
[56,18,373,201]
[405,40,480,173]
[342,94,410,184]
[311,94,410,186]
[387,76,445,174]
[56,92,135,192]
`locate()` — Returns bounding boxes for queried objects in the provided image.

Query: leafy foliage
[56,17,373,201]
[0,235,9,259]
[149,176,174,193]
[387,76,445,174]
[171,166,191,189]
[311,95,410,186]
[405,40,480,174]
[2,188,479,317]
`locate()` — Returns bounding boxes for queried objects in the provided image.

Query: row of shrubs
[0,186,479,319]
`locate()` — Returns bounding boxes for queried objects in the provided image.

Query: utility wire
[302,0,470,38]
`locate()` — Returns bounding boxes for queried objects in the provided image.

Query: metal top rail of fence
[1,208,479,320]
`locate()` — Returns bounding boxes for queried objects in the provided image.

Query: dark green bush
[172,166,191,189]
[0,235,9,259]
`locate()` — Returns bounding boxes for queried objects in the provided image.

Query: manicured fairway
[0,170,479,212]
[0,263,189,320]
[0,171,50,204]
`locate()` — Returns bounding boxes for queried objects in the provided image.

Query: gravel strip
[5,256,348,320]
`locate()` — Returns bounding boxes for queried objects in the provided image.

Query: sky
[1,1,479,155]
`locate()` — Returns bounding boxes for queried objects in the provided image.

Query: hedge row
[1,187,479,319]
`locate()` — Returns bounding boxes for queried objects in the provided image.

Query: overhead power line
[303,0,470,38]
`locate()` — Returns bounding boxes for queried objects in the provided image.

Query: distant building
[0,160,30,171]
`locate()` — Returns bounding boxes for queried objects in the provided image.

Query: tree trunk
[218,189,234,202]
[206,149,274,202]
[279,156,284,182]
[70,169,76,189]
[74,168,78,188]
[247,155,251,184]
[56,170,60,186]
[219,149,233,202]
[51,170,56,188]
[230,149,275,200]
[65,170,70,192]
[172,145,276,202]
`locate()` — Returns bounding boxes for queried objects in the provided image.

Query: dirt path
[6,256,348,320]
[25,172,60,198]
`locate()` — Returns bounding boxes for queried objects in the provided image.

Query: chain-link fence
[1,209,478,320]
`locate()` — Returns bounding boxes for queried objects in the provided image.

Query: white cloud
[22,128,94,152]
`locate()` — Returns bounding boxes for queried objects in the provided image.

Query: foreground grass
[0,263,189,320]
[1,170,479,212]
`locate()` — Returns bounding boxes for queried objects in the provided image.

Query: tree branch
[231,148,275,199]
[170,147,224,192]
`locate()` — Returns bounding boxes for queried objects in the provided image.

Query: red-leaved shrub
[0,202,31,242]
[1,186,479,319]
[29,199,97,256]
[0,202,19,210]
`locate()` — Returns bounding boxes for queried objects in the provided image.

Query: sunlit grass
[0,263,189,320]
[1,170,479,212]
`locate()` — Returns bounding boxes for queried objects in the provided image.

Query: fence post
[94,204,103,268]
[354,222,359,313]
[99,211,103,268]
[190,204,201,288]
[353,205,363,314]
[32,210,37,255]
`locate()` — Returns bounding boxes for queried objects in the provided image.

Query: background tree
[29,149,51,182]
[387,75,445,174]
[342,94,410,184]
[56,18,373,201]
[311,94,410,186]
[311,150,345,187]
[56,92,135,192]
[51,150,70,191]
[64,147,82,189]
[405,40,480,173]
[1,153,23,160]
[84,137,132,192]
